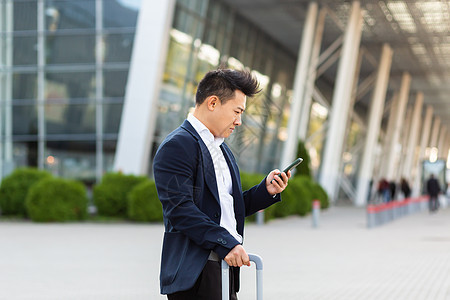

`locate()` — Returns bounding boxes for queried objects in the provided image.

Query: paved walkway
[1,205,449,299]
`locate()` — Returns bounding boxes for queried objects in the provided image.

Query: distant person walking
[426,174,441,212]
[400,178,411,199]
[377,178,390,203]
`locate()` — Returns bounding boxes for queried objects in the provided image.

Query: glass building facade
[0,0,327,182]
[0,0,141,183]
[155,0,299,175]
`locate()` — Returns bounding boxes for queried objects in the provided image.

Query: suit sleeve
[243,177,281,217]
[154,138,240,259]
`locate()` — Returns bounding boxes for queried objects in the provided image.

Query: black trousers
[429,196,439,212]
[167,260,238,300]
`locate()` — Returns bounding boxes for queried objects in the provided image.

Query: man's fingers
[224,245,250,267]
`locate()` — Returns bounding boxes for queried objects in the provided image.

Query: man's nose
[234,115,242,126]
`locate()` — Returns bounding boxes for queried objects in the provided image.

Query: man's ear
[206,96,219,111]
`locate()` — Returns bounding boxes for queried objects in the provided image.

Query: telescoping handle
[221,253,263,300]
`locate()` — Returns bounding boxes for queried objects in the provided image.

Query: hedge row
[239,172,329,222]
[0,168,328,223]
[93,172,162,222]
[246,174,329,222]
[0,168,88,222]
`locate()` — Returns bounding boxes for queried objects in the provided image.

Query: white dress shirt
[187,113,243,243]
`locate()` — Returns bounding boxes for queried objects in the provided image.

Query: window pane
[14,1,38,31]
[104,70,128,97]
[14,142,38,168]
[45,72,95,99]
[46,34,96,64]
[13,73,37,100]
[103,0,140,28]
[46,103,96,134]
[13,105,38,135]
[104,33,135,63]
[45,0,95,30]
[103,103,123,134]
[13,36,38,65]
[103,140,117,173]
[45,140,96,181]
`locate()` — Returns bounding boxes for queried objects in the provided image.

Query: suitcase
[221,253,263,300]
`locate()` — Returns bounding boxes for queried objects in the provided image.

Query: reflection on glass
[45,0,95,30]
[13,105,38,135]
[103,0,140,28]
[45,141,96,181]
[14,142,38,168]
[14,1,38,31]
[13,36,38,65]
[13,73,37,100]
[104,33,135,63]
[103,140,117,173]
[103,103,123,134]
[45,103,96,134]
[45,72,95,99]
[46,34,96,64]
[104,70,129,97]
[163,30,192,91]
[45,71,96,135]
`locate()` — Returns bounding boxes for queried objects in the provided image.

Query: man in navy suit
[153,69,290,299]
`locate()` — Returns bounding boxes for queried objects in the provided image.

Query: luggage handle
[221,253,263,300]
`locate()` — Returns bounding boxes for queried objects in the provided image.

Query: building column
[280,2,318,168]
[397,107,412,181]
[437,126,447,159]
[95,0,104,183]
[383,72,411,180]
[412,106,433,196]
[319,1,364,201]
[298,6,326,141]
[429,117,441,149]
[402,92,423,179]
[114,0,175,175]
[355,44,392,206]
[0,1,4,180]
[37,0,46,170]
[0,0,14,181]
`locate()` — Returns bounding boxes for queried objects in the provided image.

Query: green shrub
[272,187,297,218]
[127,180,163,222]
[311,182,329,209]
[273,176,313,217]
[93,172,147,217]
[295,140,312,178]
[0,168,52,216]
[26,177,88,222]
[292,176,314,216]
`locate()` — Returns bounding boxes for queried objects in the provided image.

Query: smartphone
[271,158,303,183]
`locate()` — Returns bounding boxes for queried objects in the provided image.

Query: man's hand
[266,169,291,196]
[224,245,250,267]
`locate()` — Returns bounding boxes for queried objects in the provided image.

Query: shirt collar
[187,113,224,148]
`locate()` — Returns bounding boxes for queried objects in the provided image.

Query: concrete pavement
[1,206,449,299]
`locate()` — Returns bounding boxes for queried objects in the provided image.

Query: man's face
[210,90,246,138]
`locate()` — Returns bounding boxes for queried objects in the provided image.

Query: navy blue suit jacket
[153,120,280,294]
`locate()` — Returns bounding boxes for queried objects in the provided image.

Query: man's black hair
[195,69,261,105]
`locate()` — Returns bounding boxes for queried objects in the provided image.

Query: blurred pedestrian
[377,178,390,203]
[389,180,397,201]
[400,178,411,199]
[426,174,441,212]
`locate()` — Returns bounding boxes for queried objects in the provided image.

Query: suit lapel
[181,120,220,205]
